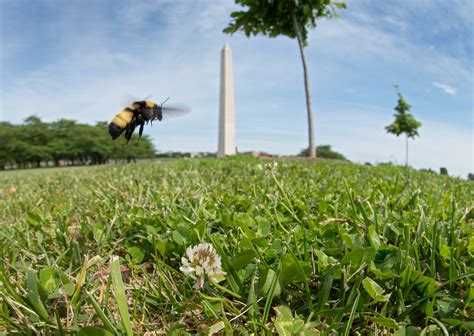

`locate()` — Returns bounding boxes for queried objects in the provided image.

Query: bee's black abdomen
[108,123,123,140]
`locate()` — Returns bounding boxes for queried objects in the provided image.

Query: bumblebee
[109,99,186,145]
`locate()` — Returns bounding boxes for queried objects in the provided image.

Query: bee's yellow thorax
[145,101,155,108]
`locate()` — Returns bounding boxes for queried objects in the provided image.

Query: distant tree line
[0,116,156,170]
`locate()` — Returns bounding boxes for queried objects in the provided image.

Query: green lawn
[0,158,473,335]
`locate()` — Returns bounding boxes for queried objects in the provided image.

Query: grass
[0,157,473,335]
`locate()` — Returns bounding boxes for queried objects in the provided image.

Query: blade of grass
[262,260,282,325]
[343,291,360,336]
[89,294,120,335]
[110,256,133,336]
[26,269,49,321]
[211,237,242,294]
[315,266,335,313]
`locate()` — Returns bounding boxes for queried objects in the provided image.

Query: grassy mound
[1,157,472,334]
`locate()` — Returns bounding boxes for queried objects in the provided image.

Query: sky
[0,0,472,177]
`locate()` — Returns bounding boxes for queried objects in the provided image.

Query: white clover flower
[265,161,278,171]
[256,164,264,171]
[180,243,226,289]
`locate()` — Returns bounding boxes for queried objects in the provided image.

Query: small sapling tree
[385,86,422,166]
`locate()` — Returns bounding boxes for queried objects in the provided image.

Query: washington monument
[217,43,236,157]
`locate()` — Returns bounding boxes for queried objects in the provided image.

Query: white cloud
[114,0,169,26]
[312,15,472,87]
[432,82,457,96]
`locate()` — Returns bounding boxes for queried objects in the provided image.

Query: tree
[22,116,53,167]
[385,86,422,166]
[298,144,347,160]
[224,0,346,158]
[0,122,15,169]
[50,119,78,166]
[0,117,157,169]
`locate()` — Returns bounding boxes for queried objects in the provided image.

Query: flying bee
[108,98,188,145]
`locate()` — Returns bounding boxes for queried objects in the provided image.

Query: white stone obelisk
[217,43,236,157]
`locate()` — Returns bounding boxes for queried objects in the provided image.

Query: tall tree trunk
[405,135,408,166]
[292,13,315,158]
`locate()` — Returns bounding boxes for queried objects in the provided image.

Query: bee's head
[153,104,163,121]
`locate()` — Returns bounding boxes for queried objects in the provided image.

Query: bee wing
[160,105,191,120]
[120,94,152,108]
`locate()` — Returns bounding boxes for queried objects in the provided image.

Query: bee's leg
[136,122,144,144]
[123,121,136,147]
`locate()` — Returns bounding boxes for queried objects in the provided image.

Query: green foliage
[0,158,472,334]
[0,116,156,169]
[156,151,192,158]
[362,277,391,302]
[440,167,448,175]
[274,305,318,335]
[78,326,114,336]
[223,0,346,45]
[298,144,348,160]
[385,88,422,139]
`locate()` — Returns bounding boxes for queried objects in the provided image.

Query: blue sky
[1,0,472,176]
